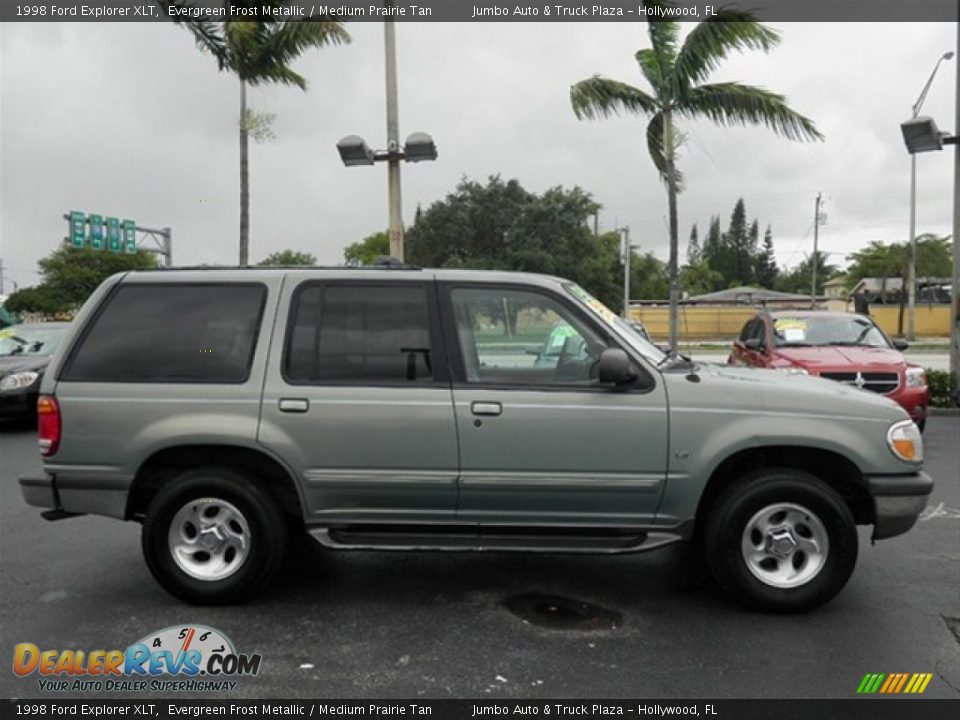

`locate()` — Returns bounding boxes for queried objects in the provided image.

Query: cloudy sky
[1,20,956,292]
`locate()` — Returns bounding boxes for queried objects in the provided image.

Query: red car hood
[773,345,906,371]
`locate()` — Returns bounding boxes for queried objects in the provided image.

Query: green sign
[70,211,86,248]
[123,220,136,254]
[89,214,104,250]
[107,217,121,252]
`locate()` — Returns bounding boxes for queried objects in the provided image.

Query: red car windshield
[772,315,890,348]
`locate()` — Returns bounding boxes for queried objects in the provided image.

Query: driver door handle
[471,401,502,417]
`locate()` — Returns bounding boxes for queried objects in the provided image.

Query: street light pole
[384,17,404,261]
[951,22,960,390]
[908,50,954,340]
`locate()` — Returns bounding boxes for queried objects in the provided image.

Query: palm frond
[645,112,667,179]
[154,2,228,66]
[635,49,666,96]
[643,4,679,84]
[264,20,351,69]
[675,14,779,90]
[248,63,307,89]
[570,76,659,120]
[646,113,685,187]
[677,82,823,142]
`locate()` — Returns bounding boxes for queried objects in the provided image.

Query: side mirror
[892,339,909,351]
[598,348,636,385]
[744,337,764,351]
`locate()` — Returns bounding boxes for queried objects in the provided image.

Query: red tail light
[37,395,61,457]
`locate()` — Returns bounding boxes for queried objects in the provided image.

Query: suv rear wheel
[142,466,287,604]
[704,468,858,612]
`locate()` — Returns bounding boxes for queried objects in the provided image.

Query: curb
[928,407,960,416]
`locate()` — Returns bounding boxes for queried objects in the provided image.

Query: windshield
[0,324,68,357]
[772,315,890,348]
[563,283,667,364]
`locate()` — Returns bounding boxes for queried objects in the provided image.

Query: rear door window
[60,283,266,383]
[284,283,436,384]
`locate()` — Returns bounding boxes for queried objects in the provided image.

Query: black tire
[142,466,287,605]
[915,417,926,434]
[703,468,858,612]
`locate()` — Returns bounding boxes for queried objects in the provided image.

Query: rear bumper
[866,471,933,540]
[20,473,58,509]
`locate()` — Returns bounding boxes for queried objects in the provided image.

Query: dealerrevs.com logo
[13,625,261,692]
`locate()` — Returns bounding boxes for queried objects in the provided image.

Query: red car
[728,311,929,431]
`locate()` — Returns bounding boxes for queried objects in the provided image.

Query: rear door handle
[471,401,502,417]
[279,398,310,413]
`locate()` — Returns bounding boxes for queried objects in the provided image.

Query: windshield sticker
[774,318,807,335]
[567,284,619,325]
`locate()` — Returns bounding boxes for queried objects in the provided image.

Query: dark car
[0,323,70,421]
[728,311,930,431]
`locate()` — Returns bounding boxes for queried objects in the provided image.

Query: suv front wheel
[704,468,858,612]
[142,466,287,605]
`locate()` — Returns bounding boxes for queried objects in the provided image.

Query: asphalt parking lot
[1,417,958,701]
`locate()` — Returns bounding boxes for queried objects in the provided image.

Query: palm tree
[571,1,822,349]
[158,2,350,265]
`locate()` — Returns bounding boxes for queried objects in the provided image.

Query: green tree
[158,2,350,265]
[344,231,390,266]
[570,0,821,348]
[680,260,723,297]
[5,246,158,314]
[754,224,778,288]
[406,176,623,308]
[257,249,316,266]
[845,235,952,290]
[776,251,837,297]
[686,223,701,265]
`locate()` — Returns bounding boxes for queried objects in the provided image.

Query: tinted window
[61,284,265,383]
[285,284,433,383]
[450,287,610,386]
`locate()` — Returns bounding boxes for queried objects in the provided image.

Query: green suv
[19,267,933,611]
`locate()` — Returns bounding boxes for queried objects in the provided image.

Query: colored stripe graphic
[857,672,932,694]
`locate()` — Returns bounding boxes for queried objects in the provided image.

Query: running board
[309,525,683,555]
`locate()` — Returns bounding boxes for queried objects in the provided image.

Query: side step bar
[310,525,684,555]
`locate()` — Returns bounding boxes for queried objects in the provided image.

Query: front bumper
[890,385,930,422]
[0,388,37,419]
[866,471,933,540]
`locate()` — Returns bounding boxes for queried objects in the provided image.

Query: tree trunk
[239,80,250,266]
[664,109,680,351]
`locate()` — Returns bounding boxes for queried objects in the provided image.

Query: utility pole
[811,192,822,309]
[621,227,631,320]
[384,14,404,261]
[951,21,960,390]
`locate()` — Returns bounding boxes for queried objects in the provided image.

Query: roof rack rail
[370,256,422,270]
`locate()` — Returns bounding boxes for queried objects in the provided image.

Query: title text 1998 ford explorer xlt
[19,267,933,611]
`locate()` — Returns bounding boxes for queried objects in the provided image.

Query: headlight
[886,419,923,463]
[0,371,39,391]
[905,367,926,388]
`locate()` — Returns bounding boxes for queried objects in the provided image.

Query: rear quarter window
[60,283,266,383]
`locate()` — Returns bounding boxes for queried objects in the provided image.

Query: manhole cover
[503,592,621,630]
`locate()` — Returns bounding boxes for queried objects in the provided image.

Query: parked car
[0,322,70,421]
[727,311,930,431]
[20,269,931,611]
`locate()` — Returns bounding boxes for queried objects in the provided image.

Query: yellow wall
[868,306,951,338]
[630,304,952,340]
[629,306,757,341]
